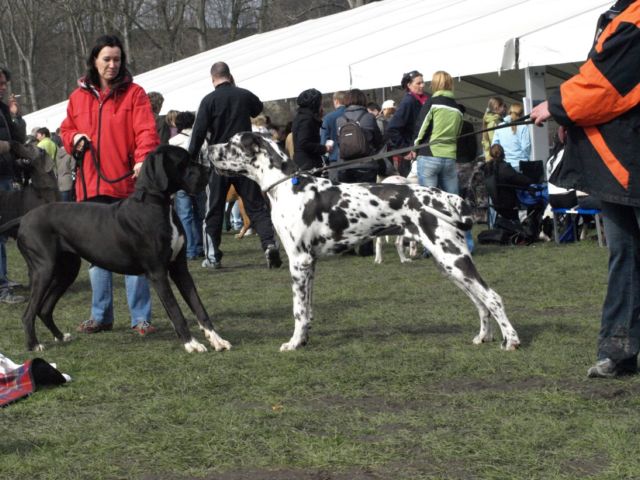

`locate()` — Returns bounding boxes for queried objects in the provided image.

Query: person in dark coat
[386,70,429,176]
[188,61,282,270]
[531,0,640,378]
[292,88,331,172]
[0,65,26,304]
[336,88,383,184]
[483,144,532,221]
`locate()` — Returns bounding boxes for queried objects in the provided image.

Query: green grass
[1,229,639,480]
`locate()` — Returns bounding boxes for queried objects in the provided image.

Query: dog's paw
[33,344,46,352]
[374,257,383,264]
[280,338,307,352]
[184,339,208,353]
[55,333,73,343]
[279,341,299,352]
[400,257,412,264]
[501,338,521,351]
[204,329,232,351]
[472,333,494,345]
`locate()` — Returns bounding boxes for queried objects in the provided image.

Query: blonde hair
[165,109,179,127]
[431,70,453,92]
[509,102,524,133]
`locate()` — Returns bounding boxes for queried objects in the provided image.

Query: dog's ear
[239,132,262,154]
[137,148,169,192]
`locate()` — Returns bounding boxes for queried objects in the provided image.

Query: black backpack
[338,111,369,160]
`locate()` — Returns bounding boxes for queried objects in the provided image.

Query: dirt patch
[561,456,608,478]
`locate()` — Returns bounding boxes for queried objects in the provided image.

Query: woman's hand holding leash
[73,134,90,152]
[132,163,143,178]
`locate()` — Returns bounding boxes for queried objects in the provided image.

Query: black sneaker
[265,244,282,269]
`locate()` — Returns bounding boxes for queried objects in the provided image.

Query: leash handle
[75,137,134,184]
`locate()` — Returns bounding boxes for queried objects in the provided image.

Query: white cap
[381,99,396,110]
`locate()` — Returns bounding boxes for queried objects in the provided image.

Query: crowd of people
[0,0,637,379]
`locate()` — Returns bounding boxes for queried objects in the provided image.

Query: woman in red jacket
[60,35,160,336]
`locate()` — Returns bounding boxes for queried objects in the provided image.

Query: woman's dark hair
[175,111,196,132]
[489,144,505,162]
[0,66,11,81]
[86,35,130,88]
[346,89,367,107]
[400,70,422,90]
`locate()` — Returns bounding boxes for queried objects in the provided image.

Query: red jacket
[60,76,159,200]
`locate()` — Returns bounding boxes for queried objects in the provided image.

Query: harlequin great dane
[15,145,231,353]
[205,132,520,352]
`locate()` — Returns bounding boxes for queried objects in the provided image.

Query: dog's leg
[427,236,520,351]
[21,268,54,351]
[280,256,316,351]
[168,260,231,351]
[395,236,411,263]
[37,253,81,344]
[147,270,208,353]
[374,237,384,264]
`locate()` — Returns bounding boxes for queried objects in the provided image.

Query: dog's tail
[0,217,22,237]
[444,194,474,231]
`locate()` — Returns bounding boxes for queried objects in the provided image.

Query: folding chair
[552,207,606,247]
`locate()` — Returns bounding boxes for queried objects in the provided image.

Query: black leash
[263,115,535,193]
[72,137,134,201]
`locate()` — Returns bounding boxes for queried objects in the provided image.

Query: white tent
[24,0,609,133]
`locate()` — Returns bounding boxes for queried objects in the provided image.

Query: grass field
[1,229,639,480]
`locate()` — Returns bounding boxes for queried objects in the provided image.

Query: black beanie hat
[296,88,322,111]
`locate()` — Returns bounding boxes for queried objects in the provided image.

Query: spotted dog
[206,133,520,352]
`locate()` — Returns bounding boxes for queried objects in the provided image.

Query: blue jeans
[597,201,640,363]
[416,156,474,252]
[0,177,13,291]
[416,155,459,193]
[175,190,203,258]
[89,266,151,327]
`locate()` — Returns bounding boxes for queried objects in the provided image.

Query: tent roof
[24,0,609,132]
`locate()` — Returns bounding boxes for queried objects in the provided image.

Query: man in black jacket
[0,66,26,304]
[189,62,281,269]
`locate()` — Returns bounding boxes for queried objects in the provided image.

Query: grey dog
[16,145,231,353]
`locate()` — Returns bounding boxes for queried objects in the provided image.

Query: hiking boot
[76,319,113,334]
[0,291,25,304]
[587,358,618,378]
[132,320,157,336]
[265,244,282,269]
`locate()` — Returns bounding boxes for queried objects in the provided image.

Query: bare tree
[1,0,42,111]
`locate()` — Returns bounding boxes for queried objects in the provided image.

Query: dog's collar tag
[291,177,299,185]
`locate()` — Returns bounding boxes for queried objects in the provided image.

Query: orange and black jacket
[549,0,640,206]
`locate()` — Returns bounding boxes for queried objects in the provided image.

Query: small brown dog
[225,185,252,238]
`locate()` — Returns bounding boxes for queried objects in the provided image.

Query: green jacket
[414,90,462,159]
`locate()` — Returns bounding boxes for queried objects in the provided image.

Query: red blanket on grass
[0,358,67,407]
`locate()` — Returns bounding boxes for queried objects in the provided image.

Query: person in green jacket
[413,70,463,193]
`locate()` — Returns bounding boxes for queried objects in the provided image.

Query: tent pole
[523,66,550,169]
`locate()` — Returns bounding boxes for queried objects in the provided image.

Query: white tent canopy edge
[23,0,609,134]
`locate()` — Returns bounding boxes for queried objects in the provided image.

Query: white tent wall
[24,0,610,134]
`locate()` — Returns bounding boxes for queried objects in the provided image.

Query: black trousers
[203,171,277,262]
